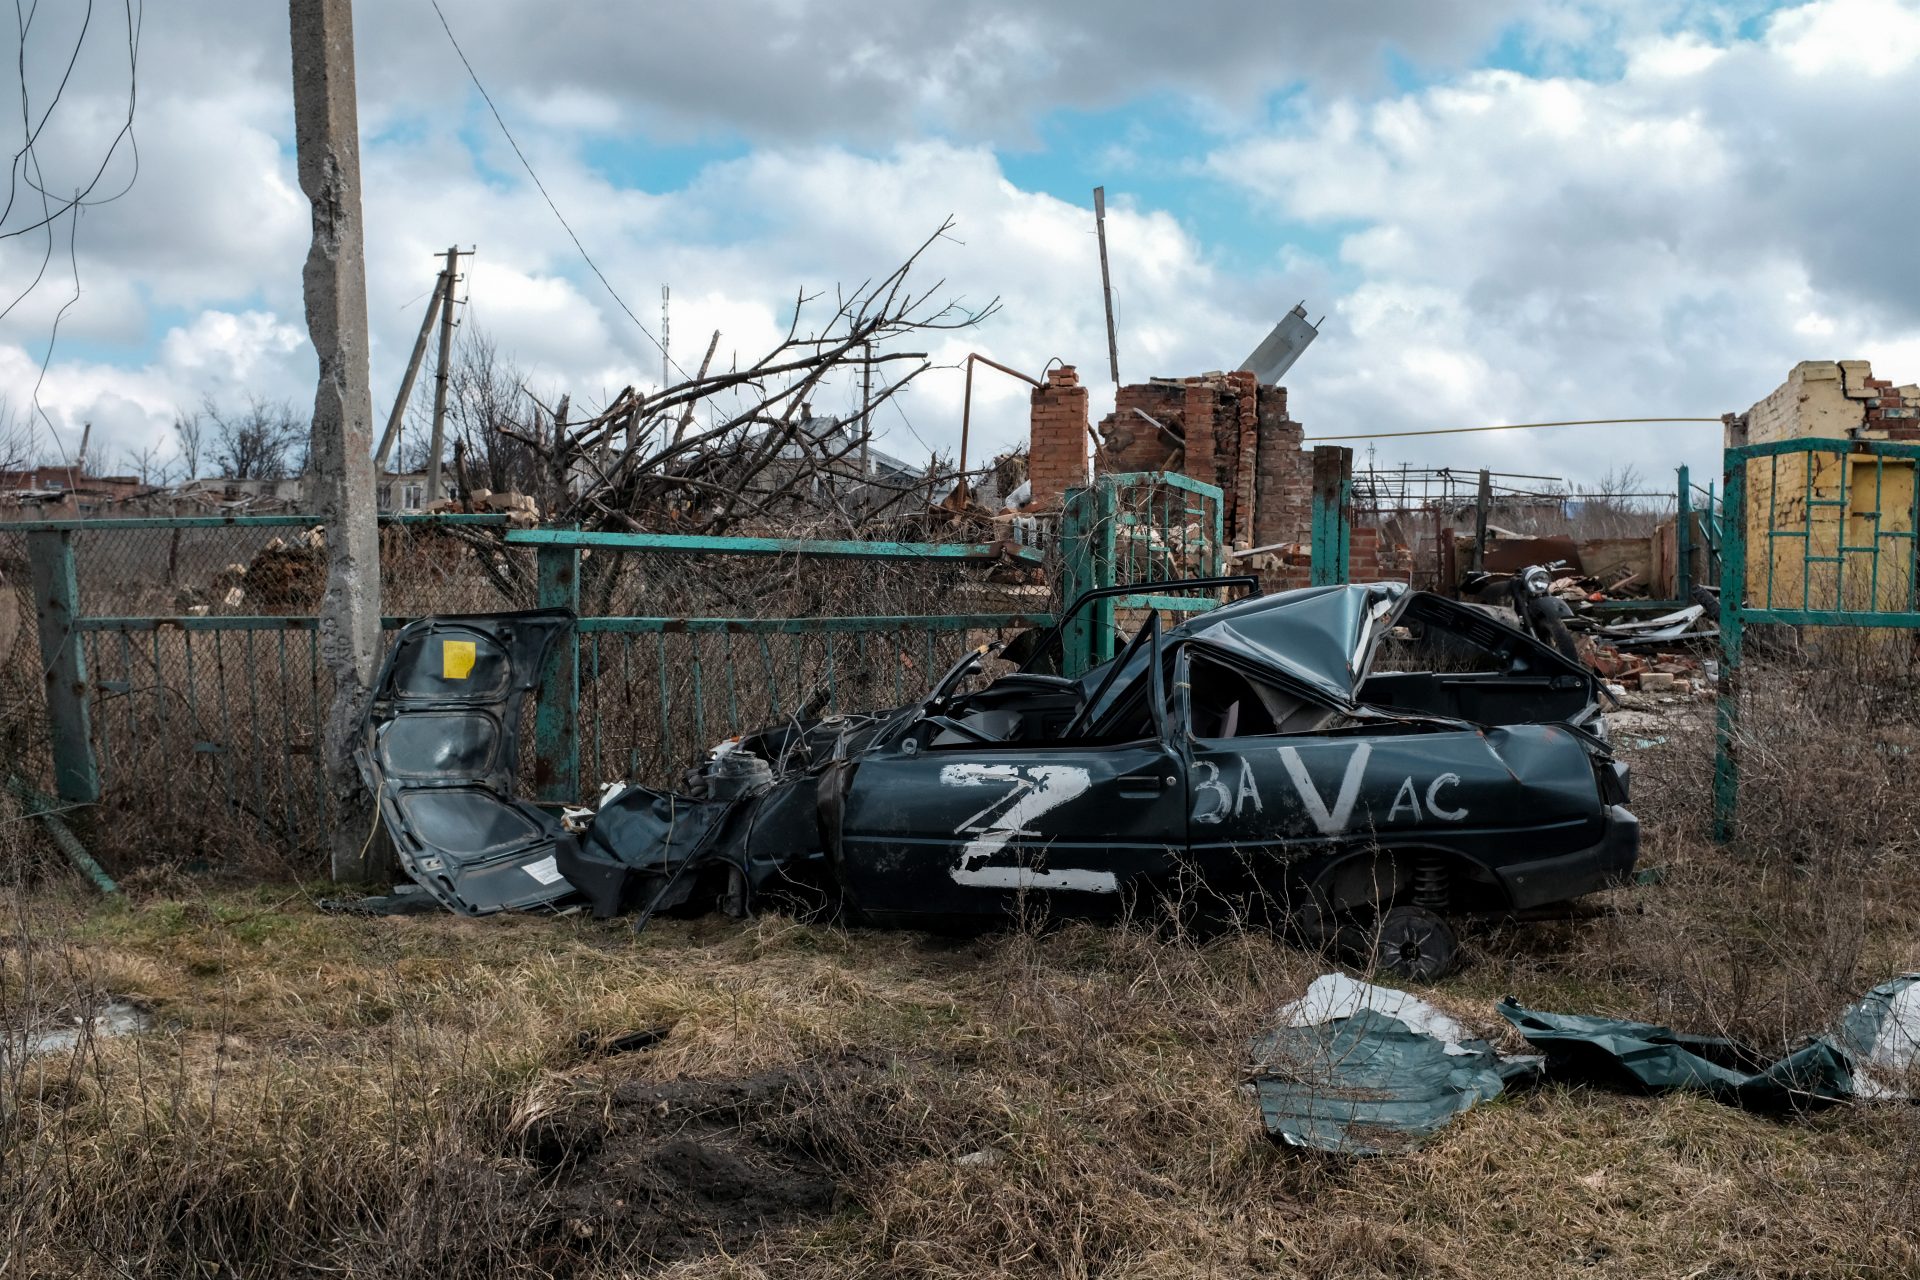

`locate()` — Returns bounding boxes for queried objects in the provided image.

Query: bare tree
[120,442,176,487]
[0,402,29,477]
[172,408,206,480]
[508,219,998,537]
[204,396,309,480]
[444,329,545,495]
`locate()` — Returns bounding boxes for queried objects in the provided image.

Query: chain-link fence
[0,515,1062,875]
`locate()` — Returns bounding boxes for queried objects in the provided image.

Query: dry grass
[3,650,1920,1278]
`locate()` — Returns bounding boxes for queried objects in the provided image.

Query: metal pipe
[956,354,1044,506]
[6,774,116,894]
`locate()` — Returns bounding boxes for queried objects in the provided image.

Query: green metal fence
[1713,437,1920,839]
[1,514,1054,865]
[1059,471,1226,673]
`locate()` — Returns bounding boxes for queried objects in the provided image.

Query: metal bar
[243,630,266,840]
[1092,477,1119,665]
[1713,456,1747,843]
[656,632,673,771]
[574,613,1056,634]
[1102,469,1225,499]
[1675,464,1692,603]
[503,529,1044,562]
[79,616,427,632]
[723,633,740,735]
[0,514,508,532]
[1108,594,1230,613]
[4,774,116,894]
[275,630,300,848]
[690,631,707,747]
[1736,608,1920,627]
[308,630,327,831]
[623,634,638,779]
[25,529,100,801]
[1765,453,1778,610]
[532,542,580,802]
[590,634,603,788]
[1726,437,1920,461]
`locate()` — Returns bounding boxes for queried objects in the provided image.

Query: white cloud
[1204,0,1920,485]
[6,0,1920,503]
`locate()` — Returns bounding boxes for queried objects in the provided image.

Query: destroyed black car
[357,581,1638,977]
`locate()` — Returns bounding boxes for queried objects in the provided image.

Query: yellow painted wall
[1737,361,1918,615]
[1743,449,1916,613]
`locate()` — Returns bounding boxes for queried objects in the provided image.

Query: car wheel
[1371,905,1461,981]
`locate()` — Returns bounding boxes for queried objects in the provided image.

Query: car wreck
[357,580,1638,976]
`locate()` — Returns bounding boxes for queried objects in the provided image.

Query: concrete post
[290,0,384,881]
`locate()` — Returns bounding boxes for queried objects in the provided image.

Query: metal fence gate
[1714,437,1920,839]
[1059,471,1227,674]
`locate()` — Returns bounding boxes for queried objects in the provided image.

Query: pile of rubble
[1587,645,1710,696]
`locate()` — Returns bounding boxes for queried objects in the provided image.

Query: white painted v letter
[1277,742,1372,835]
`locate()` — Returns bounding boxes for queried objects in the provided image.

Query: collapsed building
[1019,365,1379,587]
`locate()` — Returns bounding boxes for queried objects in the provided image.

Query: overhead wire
[1304,416,1721,442]
[0,0,141,465]
[427,0,688,382]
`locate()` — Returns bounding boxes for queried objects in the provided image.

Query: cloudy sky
[3,0,1919,495]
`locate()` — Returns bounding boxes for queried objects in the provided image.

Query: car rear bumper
[1493,805,1640,910]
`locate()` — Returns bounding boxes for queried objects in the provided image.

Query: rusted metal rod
[957,353,1043,506]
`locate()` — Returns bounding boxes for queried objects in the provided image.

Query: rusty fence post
[25,529,99,803]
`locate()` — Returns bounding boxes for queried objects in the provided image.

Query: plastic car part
[354,609,577,915]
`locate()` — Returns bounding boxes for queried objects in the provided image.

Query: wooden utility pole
[374,265,445,471]
[1093,186,1120,386]
[860,340,872,477]
[289,0,382,881]
[425,245,461,502]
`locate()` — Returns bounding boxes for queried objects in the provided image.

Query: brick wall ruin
[1087,372,1311,556]
[1021,367,1389,590]
[1027,365,1091,507]
[1728,358,1920,446]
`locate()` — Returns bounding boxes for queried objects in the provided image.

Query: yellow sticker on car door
[442,639,477,679]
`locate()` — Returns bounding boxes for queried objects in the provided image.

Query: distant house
[376,472,429,513]
[0,467,147,516]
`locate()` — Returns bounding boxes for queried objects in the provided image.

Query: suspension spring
[1413,857,1450,911]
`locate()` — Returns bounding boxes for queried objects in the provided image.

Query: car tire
[1370,905,1461,981]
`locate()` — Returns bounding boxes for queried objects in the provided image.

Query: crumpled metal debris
[1498,973,1920,1110]
[1249,973,1541,1155]
[1254,973,1920,1156]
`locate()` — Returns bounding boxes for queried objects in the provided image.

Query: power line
[2,0,142,466]
[1304,416,1721,442]
[427,0,686,381]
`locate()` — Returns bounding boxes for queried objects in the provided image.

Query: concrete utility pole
[374,266,446,471]
[425,245,461,502]
[1093,186,1120,386]
[289,0,383,881]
